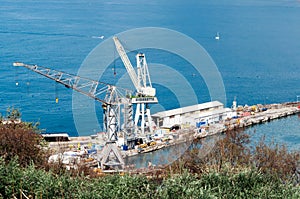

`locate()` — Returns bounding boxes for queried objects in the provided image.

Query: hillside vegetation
[0,109,299,198]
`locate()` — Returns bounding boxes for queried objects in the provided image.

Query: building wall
[162,114,182,127]
[152,101,237,129]
[160,108,236,128]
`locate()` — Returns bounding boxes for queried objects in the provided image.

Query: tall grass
[0,157,299,198]
[0,110,299,198]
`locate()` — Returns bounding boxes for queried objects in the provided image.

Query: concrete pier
[46,102,299,167]
[194,102,300,139]
[231,103,299,129]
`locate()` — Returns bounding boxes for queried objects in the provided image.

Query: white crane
[13,62,133,170]
[113,36,158,135]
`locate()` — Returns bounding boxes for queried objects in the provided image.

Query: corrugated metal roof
[41,133,69,138]
[152,101,224,118]
[190,107,233,120]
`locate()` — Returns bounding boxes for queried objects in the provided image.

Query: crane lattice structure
[13,62,133,170]
[113,36,158,136]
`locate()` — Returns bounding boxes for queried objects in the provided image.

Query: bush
[173,129,300,183]
[252,136,300,181]
[0,108,299,198]
[0,122,47,167]
[0,157,299,199]
[0,108,47,167]
[157,170,300,199]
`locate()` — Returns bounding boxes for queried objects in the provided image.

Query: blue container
[122,145,128,151]
[197,121,206,128]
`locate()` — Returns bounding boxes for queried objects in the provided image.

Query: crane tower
[13,62,132,170]
[113,36,158,135]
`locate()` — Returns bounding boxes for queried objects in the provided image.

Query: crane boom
[112,37,158,135]
[113,36,140,92]
[13,62,132,170]
[13,62,127,105]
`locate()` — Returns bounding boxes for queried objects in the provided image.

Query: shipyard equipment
[13,62,133,170]
[113,36,158,135]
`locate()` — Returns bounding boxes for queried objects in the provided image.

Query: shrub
[252,136,300,181]
[0,108,47,167]
[0,158,299,199]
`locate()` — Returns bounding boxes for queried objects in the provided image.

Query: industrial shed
[151,101,236,128]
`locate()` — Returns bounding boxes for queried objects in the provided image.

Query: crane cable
[119,39,139,54]
[55,82,59,103]
[113,47,116,76]
[14,64,19,86]
[26,69,30,95]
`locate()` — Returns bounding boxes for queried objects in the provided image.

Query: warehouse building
[151,101,236,129]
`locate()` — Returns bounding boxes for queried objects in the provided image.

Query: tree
[0,108,47,167]
[5,107,21,121]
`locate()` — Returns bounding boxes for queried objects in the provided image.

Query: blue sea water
[245,114,300,152]
[0,0,300,149]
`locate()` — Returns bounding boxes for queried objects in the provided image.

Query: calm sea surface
[0,0,299,150]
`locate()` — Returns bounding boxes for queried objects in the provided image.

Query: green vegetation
[0,108,46,167]
[0,158,299,199]
[0,108,299,198]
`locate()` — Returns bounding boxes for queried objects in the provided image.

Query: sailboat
[215,32,220,40]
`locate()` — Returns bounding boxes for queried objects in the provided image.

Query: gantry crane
[13,62,133,170]
[113,36,158,135]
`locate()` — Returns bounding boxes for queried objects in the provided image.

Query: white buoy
[15,82,19,86]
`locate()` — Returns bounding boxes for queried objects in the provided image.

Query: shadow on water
[125,133,226,169]
[125,114,300,169]
[125,141,192,169]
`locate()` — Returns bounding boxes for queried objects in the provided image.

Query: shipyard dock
[46,101,300,170]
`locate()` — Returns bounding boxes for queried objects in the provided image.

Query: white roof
[190,107,233,120]
[152,101,224,118]
[42,133,69,138]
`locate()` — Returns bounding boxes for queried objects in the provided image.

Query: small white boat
[92,35,104,39]
[215,32,220,40]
